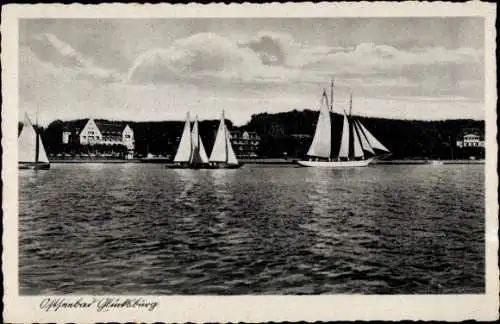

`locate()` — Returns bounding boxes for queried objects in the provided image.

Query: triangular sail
[338,113,350,158]
[37,136,49,163]
[307,92,331,158]
[225,128,238,164]
[354,121,375,154]
[190,117,209,164]
[352,126,364,158]
[18,114,38,163]
[173,113,192,162]
[189,118,202,164]
[357,121,390,152]
[209,113,229,162]
[210,112,239,164]
[198,135,209,163]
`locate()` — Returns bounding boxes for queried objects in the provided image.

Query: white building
[456,133,484,148]
[230,130,260,157]
[62,118,135,158]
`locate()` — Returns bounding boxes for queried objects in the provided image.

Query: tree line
[246,110,485,159]
[21,110,485,159]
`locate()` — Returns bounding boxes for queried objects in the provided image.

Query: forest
[23,109,485,159]
[245,110,485,159]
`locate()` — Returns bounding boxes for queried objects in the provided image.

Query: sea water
[19,163,484,294]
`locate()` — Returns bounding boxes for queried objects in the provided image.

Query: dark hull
[166,163,244,169]
[19,162,50,170]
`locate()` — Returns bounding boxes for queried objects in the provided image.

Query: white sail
[18,114,38,163]
[357,121,390,152]
[354,121,375,154]
[225,128,238,164]
[209,113,228,162]
[173,113,192,162]
[338,113,350,158]
[210,112,239,164]
[37,136,49,163]
[352,126,364,158]
[198,135,209,163]
[307,93,331,158]
[190,117,209,164]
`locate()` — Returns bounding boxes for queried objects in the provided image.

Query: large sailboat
[18,113,50,170]
[298,84,390,168]
[208,110,243,169]
[166,113,211,169]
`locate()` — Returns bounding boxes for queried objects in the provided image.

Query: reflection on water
[19,164,485,295]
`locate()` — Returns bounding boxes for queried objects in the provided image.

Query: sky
[19,18,485,126]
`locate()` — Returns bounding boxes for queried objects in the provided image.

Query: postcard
[2,2,498,322]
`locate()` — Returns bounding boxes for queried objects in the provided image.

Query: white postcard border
[2,2,498,322]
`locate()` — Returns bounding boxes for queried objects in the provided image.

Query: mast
[330,79,334,112]
[35,109,39,163]
[189,114,194,162]
[323,89,329,111]
[223,110,228,163]
[349,92,353,116]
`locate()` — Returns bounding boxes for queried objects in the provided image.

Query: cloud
[126,31,482,99]
[238,31,351,69]
[25,29,482,103]
[27,33,123,82]
[127,32,262,83]
[303,42,483,76]
[239,31,299,66]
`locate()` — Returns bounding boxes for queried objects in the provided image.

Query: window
[124,135,131,139]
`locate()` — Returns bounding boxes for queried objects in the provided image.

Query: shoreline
[49,158,485,165]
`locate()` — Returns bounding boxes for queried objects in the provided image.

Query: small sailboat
[208,110,243,169]
[298,83,390,168]
[166,113,211,169]
[18,113,50,170]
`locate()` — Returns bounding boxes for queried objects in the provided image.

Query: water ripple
[19,164,485,295]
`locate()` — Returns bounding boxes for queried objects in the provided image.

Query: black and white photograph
[2,2,498,322]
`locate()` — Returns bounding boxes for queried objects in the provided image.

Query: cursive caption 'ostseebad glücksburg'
[40,297,158,312]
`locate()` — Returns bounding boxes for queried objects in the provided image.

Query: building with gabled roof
[62,118,135,158]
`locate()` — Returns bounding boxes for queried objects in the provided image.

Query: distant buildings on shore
[230,131,260,158]
[37,115,484,160]
[62,118,135,159]
[59,119,262,159]
[456,129,485,148]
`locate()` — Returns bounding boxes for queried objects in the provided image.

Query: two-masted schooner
[167,111,242,169]
[298,83,390,168]
[18,113,50,170]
